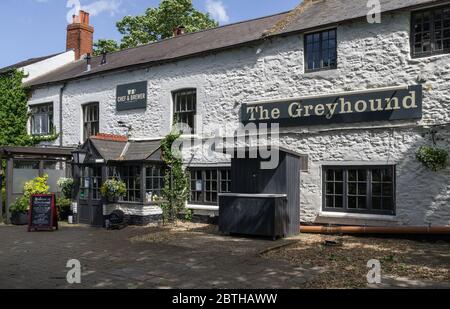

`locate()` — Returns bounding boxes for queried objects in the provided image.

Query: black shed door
[78,166,104,227]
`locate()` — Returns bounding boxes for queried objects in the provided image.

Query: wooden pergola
[0,146,75,224]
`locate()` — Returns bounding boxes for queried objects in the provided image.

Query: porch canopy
[74,134,165,208]
[82,135,164,164]
[0,145,75,223]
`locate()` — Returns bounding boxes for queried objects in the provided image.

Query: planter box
[11,212,29,225]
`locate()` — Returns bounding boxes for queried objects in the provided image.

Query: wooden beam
[5,158,13,224]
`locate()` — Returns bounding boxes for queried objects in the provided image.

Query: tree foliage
[93,0,218,55]
[0,69,58,147]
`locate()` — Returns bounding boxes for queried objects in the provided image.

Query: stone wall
[29,11,450,226]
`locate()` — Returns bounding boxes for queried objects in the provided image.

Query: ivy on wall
[0,69,58,147]
[160,130,192,223]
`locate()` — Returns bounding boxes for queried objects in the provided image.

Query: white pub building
[2,0,450,229]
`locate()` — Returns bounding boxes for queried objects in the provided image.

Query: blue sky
[0,0,301,68]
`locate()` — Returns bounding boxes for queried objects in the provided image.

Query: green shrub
[100,179,127,202]
[56,197,72,220]
[57,178,74,199]
[416,146,449,172]
[10,174,50,214]
[10,197,29,213]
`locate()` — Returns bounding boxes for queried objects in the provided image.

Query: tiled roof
[24,0,445,87]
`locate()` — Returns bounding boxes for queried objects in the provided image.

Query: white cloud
[82,0,122,17]
[205,0,229,24]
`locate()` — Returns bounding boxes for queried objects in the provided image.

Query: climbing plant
[160,130,191,223]
[0,69,58,147]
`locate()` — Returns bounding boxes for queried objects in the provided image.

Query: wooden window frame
[411,4,450,58]
[173,89,197,134]
[83,103,100,142]
[189,167,232,206]
[304,28,338,73]
[322,165,396,216]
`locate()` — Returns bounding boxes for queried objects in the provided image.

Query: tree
[93,0,218,55]
[93,39,120,55]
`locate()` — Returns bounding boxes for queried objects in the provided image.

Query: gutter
[301,225,450,235]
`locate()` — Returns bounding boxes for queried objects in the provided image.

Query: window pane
[348,183,357,195]
[348,197,357,209]
[334,196,343,208]
[373,197,382,210]
[358,197,367,209]
[326,196,334,208]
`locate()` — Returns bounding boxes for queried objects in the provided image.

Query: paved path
[0,224,317,289]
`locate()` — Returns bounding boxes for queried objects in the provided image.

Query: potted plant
[9,175,51,225]
[56,197,72,221]
[10,197,29,225]
[100,179,127,203]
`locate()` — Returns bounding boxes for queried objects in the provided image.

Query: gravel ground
[263,233,450,289]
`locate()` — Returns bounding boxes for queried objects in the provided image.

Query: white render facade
[28,9,450,227]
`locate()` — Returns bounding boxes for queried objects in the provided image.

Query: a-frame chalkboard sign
[28,194,58,232]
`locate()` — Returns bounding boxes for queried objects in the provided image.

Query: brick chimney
[173,26,186,37]
[66,10,94,60]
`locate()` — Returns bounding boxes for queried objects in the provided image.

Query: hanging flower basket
[416,146,449,172]
[100,179,127,203]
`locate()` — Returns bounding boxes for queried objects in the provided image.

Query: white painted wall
[22,51,75,83]
[29,11,450,226]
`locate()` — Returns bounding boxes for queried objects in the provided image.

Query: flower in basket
[100,179,127,202]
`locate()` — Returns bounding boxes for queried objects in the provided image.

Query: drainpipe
[59,83,67,147]
[300,225,450,235]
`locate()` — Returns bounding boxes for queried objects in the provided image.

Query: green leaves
[0,69,58,147]
[93,0,218,54]
[160,130,191,223]
[0,70,30,146]
[416,146,449,172]
[93,39,120,56]
[100,179,127,202]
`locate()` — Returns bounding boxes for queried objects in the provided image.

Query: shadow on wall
[395,128,450,226]
[287,124,450,227]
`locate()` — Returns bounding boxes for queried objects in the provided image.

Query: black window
[145,165,165,198]
[305,29,337,72]
[83,103,99,141]
[189,168,231,205]
[411,5,450,57]
[173,89,196,134]
[109,165,142,202]
[323,166,395,215]
[30,103,53,135]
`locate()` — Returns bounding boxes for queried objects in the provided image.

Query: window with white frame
[30,103,54,136]
[173,89,197,134]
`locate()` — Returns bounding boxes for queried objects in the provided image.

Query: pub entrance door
[78,165,104,227]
